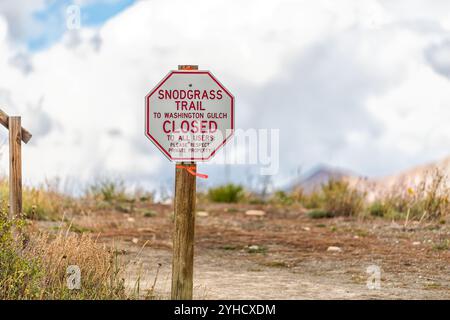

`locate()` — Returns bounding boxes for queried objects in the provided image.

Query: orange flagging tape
[176,165,209,179]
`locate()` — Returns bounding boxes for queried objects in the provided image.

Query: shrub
[270,191,295,206]
[307,210,334,219]
[269,189,310,206]
[301,191,324,209]
[411,169,449,220]
[23,188,75,220]
[245,193,266,205]
[368,201,389,217]
[207,184,244,203]
[0,179,74,221]
[0,212,42,299]
[290,187,305,203]
[0,211,126,299]
[433,239,449,251]
[26,231,126,299]
[378,169,450,221]
[320,179,365,217]
[366,201,402,219]
[87,179,128,203]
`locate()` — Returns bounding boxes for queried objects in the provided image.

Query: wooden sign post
[171,65,198,299]
[172,160,196,299]
[0,109,32,219]
[145,65,234,300]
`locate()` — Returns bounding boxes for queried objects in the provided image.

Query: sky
[1,0,450,194]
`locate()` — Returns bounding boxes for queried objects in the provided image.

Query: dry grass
[369,168,450,221]
[24,228,126,299]
[1,168,447,300]
[269,169,449,221]
[0,175,158,300]
[0,178,77,221]
[0,210,126,299]
[268,180,366,218]
[320,179,366,217]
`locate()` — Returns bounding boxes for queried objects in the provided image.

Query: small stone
[245,210,266,216]
[248,245,260,251]
[197,211,209,217]
[127,217,135,223]
[327,246,342,252]
[353,235,359,239]
[412,241,421,246]
[303,227,311,231]
[389,221,402,229]
[131,238,139,244]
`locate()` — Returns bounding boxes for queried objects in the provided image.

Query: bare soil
[43,202,450,299]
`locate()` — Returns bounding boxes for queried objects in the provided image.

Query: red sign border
[145,70,235,162]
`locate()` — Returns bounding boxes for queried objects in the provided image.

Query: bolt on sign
[145,69,234,161]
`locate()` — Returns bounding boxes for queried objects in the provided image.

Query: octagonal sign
[145,70,234,161]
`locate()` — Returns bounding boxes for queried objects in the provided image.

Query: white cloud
[1,0,450,191]
[0,0,46,42]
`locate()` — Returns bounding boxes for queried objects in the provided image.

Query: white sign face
[145,70,234,161]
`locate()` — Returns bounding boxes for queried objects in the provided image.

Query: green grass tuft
[207,184,244,203]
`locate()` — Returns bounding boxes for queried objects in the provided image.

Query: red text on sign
[162,120,218,134]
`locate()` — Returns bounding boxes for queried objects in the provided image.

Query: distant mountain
[287,165,359,193]
[372,156,450,190]
[286,156,450,198]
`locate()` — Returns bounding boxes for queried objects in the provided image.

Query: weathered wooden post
[0,109,32,219]
[144,66,234,300]
[171,65,198,299]
[9,116,22,218]
[172,160,197,299]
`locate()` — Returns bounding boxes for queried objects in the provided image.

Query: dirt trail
[60,203,450,299]
[121,245,449,300]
